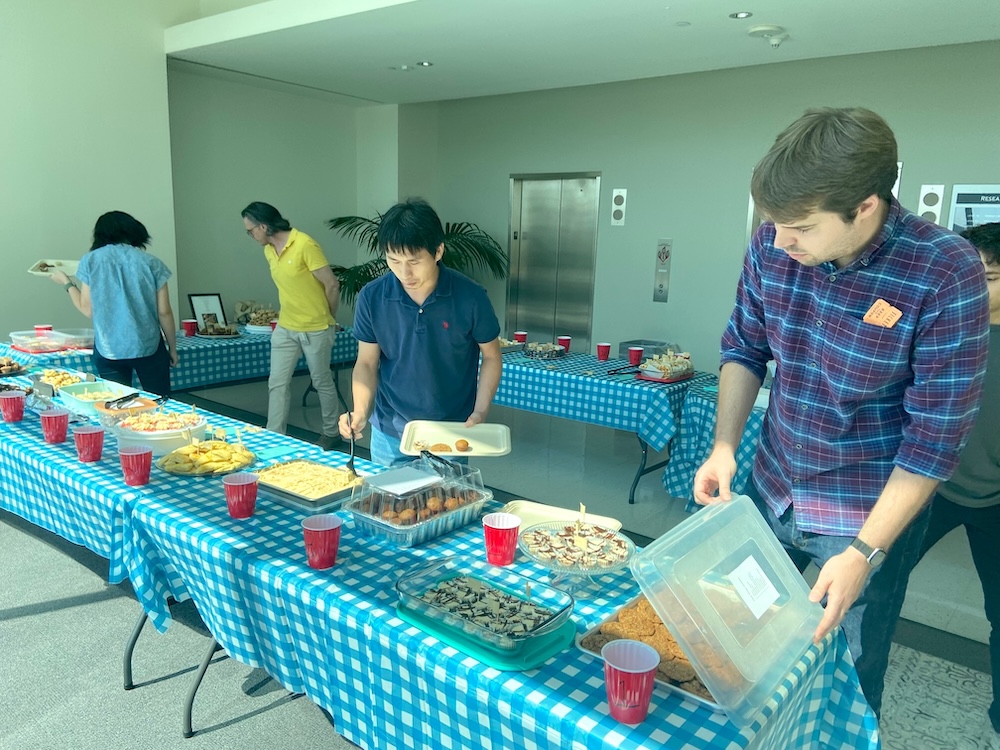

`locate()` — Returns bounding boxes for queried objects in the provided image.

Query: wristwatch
[850,538,887,569]
[63,281,77,292]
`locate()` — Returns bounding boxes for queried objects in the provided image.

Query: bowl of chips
[156,440,255,475]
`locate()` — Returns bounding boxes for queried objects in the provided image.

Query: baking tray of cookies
[576,593,722,712]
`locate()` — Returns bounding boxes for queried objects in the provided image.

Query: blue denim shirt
[76,244,172,360]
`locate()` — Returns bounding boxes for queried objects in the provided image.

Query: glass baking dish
[395,556,575,652]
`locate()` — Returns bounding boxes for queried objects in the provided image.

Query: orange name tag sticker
[863,299,902,328]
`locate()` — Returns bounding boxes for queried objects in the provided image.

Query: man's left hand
[808,547,872,642]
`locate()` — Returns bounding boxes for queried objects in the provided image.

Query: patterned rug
[882,643,993,750]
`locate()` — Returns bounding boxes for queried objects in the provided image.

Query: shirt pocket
[821,313,911,400]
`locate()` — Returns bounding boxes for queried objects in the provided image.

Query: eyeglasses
[245,225,260,237]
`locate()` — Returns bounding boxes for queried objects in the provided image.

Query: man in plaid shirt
[694,107,990,719]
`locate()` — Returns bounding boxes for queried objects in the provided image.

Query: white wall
[166,65,359,324]
[397,41,1000,371]
[0,0,191,333]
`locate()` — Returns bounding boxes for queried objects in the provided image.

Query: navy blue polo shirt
[353,265,501,439]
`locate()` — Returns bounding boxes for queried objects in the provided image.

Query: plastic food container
[52,328,95,349]
[396,556,575,653]
[629,494,823,728]
[57,381,138,417]
[10,330,69,353]
[114,419,208,456]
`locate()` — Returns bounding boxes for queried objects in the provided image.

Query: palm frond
[326,215,381,255]
[331,258,388,305]
[442,222,509,279]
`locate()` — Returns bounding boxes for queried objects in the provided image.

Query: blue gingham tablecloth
[0,380,334,582]
[117,470,878,750]
[0,327,357,392]
[661,382,765,511]
[496,353,714,451]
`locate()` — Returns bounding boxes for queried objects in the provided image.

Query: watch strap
[64,281,77,292]
[850,537,886,568]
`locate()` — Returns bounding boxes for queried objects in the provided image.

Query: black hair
[960,223,1000,267]
[90,211,151,251]
[376,198,445,257]
[241,202,292,235]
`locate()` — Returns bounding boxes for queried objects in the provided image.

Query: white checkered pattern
[0,327,357,391]
[496,353,713,451]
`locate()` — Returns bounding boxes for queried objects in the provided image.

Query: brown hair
[751,107,898,224]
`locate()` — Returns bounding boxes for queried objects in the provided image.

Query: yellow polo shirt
[264,229,335,332]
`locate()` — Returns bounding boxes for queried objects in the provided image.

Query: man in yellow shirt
[241,202,342,449]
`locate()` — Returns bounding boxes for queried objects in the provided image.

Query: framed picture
[188,293,227,331]
[947,184,1000,233]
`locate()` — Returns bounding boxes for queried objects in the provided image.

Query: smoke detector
[748,24,788,48]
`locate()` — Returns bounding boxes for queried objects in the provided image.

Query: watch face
[869,549,887,568]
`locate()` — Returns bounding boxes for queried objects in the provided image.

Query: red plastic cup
[513,331,527,343]
[628,346,644,366]
[482,512,521,566]
[181,319,198,336]
[557,335,572,352]
[34,324,53,335]
[72,425,105,462]
[223,472,258,518]
[597,343,611,361]
[602,639,660,724]
[119,445,153,486]
[0,391,26,423]
[270,319,278,331]
[302,514,343,569]
[40,408,70,443]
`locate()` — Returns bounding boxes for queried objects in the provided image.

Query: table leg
[182,636,224,739]
[629,435,671,504]
[123,609,149,690]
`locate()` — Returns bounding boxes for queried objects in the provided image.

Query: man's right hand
[339,411,366,440]
[692,446,737,505]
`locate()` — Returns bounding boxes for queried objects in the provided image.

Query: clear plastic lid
[629,495,823,728]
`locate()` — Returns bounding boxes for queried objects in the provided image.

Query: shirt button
[794,478,801,483]
[816,320,823,327]
[828,274,837,281]
[796,444,802,449]
[801,404,808,410]
[810,361,818,368]
[418,309,423,314]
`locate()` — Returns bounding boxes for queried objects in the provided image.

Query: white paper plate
[195,332,241,339]
[242,324,274,334]
[500,500,621,532]
[28,259,79,277]
[400,420,511,457]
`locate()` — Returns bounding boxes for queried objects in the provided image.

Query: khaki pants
[268,325,339,437]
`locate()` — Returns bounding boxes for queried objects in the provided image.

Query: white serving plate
[27,259,79,277]
[400,420,511,457]
[242,324,273,334]
[500,500,621,532]
[115,421,208,456]
[195,332,241,339]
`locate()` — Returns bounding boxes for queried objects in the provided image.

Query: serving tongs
[605,364,639,376]
[105,393,168,410]
[345,413,357,479]
[419,449,464,479]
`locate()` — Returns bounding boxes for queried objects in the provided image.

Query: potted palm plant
[327,213,509,304]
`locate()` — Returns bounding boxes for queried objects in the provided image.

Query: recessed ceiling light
[417,61,433,67]
[729,11,753,19]
[675,20,691,27]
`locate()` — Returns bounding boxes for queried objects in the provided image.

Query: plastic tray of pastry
[396,556,575,653]
[518,521,635,577]
[577,593,722,712]
[346,481,492,547]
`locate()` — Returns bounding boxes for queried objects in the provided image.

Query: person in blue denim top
[694,108,990,720]
[51,211,179,395]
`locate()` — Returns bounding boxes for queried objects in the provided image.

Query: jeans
[267,325,339,436]
[916,493,1000,732]
[369,426,411,468]
[94,338,171,396]
[745,475,930,717]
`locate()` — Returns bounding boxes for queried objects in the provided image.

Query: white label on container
[730,556,779,620]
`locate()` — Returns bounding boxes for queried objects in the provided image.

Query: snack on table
[521,522,631,568]
[418,576,556,637]
[523,342,566,359]
[641,350,694,379]
[157,440,255,475]
[117,411,204,432]
[255,460,361,499]
[579,595,714,701]
[351,484,481,527]
[0,383,32,394]
[39,369,82,389]
[68,389,121,402]
[1,356,25,374]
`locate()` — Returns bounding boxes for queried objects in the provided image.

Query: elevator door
[507,176,600,352]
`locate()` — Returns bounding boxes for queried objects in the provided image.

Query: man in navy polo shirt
[340,199,503,466]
